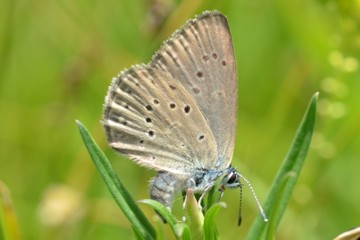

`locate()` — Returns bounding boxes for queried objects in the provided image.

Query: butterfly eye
[227,172,238,184]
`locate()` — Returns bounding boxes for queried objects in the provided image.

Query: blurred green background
[1,0,359,239]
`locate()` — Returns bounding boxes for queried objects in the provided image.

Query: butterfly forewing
[151,11,238,167]
[103,11,237,175]
[103,64,218,175]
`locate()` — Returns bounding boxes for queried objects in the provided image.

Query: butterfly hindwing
[103,64,218,175]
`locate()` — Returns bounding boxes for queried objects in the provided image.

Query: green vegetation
[76,92,316,239]
[1,0,359,239]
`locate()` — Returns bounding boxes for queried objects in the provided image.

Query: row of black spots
[196,53,227,78]
[212,52,228,67]
[160,103,191,113]
[150,98,194,108]
[145,98,163,113]
[145,101,178,110]
[168,103,192,113]
[201,52,218,62]
[146,101,191,114]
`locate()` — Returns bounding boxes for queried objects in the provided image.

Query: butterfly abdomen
[149,172,183,210]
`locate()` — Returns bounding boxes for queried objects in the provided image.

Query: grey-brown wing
[150,11,238,167]
[103,64,218,175]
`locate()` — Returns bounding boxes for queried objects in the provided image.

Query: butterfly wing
[150,11,238,168]
[103,64,218,175]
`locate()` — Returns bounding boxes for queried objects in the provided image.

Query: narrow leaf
[266,172,295,239]
[138,199,177,226]
[76,120,156,240]
[248,92,318,239]
[204,202,226,240]
[138,199,180,239]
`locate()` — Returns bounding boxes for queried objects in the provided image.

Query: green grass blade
[266,172,295,239]
[204,202,226,240]
[138,199,177,226]
[247,92,318,240]
[138,199,180,239]
[132,225,144,240]
[76,120,156,240]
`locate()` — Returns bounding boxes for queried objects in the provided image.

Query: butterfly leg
[197,181,215,209]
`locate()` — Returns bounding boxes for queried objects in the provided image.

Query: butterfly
[102,10,265,225]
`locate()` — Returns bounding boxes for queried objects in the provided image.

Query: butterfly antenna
[238,173,268,222]
[238,183,243,226]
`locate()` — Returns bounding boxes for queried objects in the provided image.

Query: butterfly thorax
[187,167,228,192]
[149,166,235,212]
